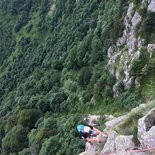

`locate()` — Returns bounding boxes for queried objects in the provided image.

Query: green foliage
[18,109,41,128]
[131,48,155,101]
[78,67,92,87]
[131,47,149,77]
[133,0,142,8]
[18,148,31,155]
[48,91,68,112]
[90,35,103,64]
[0,0,152,154]
[39,135,60,155]
[140,12,155,43]
[64,80,77,93]
[115,90,141,111]
[93,68,115,99]
[142,12,155,32]
[0,123,5,147]
[2,125,28,153]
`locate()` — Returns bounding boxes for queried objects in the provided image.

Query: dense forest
[0,0,155,154]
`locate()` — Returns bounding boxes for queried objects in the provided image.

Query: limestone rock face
[142,0,155,12]
[131,12,142,27]
[112,82,121,97]
[79,105,155,155]
[105,114,129,129]
[138,108,155,148]
[102,132,135,154]
[107,0,155,98]
[148,0,155,12]
[108,3,143,97]
[104,114,115,121]
[79,133,107,155]
[107,0,155,97]
[115,135,135,152]
[142,0,148,8]
[102,131,118,154]
[141,126,155,148]
[78,151,96,155]
[84,115,100,126]
[148,44,155,57]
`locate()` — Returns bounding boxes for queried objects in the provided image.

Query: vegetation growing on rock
[0,0,155,154]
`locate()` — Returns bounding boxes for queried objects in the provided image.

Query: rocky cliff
[79,1,155,154]
[79,100,155,155]
[0,0,155,154]
[108,0,155,97]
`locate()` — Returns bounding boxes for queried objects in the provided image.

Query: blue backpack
[77,125,84,133]
[77,125,96,135]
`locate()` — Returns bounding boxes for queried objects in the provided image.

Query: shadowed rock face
[138,108,155,148]
[144,109,155,131]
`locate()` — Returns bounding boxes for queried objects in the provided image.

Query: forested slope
[0,0,155,155]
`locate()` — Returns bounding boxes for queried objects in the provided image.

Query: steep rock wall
[108,1,155,97]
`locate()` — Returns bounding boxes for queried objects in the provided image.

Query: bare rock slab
[105,114,129,129]
[138,108,155,148]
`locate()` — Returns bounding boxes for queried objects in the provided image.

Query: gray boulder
[84,115,100,126]
[105,114,129,129]
[104,114,115,121]
[115,135,135,152]
[138,108,155,148]
[112,82,121,97]
[123,76,135,90]
[148,44,155,57]
[102,132,135,154]
[107,45,118,58]
[102,131,118,154]
[148,0,155,12]
[131,12,142,27]
[142,0,149,8]
[127,3,135,19]
[141,126,155,148]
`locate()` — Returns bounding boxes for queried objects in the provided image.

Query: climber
[77,124,107,143]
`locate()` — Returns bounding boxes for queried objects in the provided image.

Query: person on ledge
[77,124,107,143]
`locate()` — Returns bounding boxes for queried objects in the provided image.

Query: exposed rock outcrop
[131,12,142,27]
[79,103,155,155]
[147,0,155,12]
[79,133,107,155]
[108,3,144,97]
[84,115,101,126]
[141,126,155,148]
[107,0,155,97]
[148,44,155,57]
[102,131,118,154]
[104,114,115,121]
[138,108,155,148]
[115,135,135,152]
[105,114,129,129]
[142,0,155,12]
[102,131,135,154]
